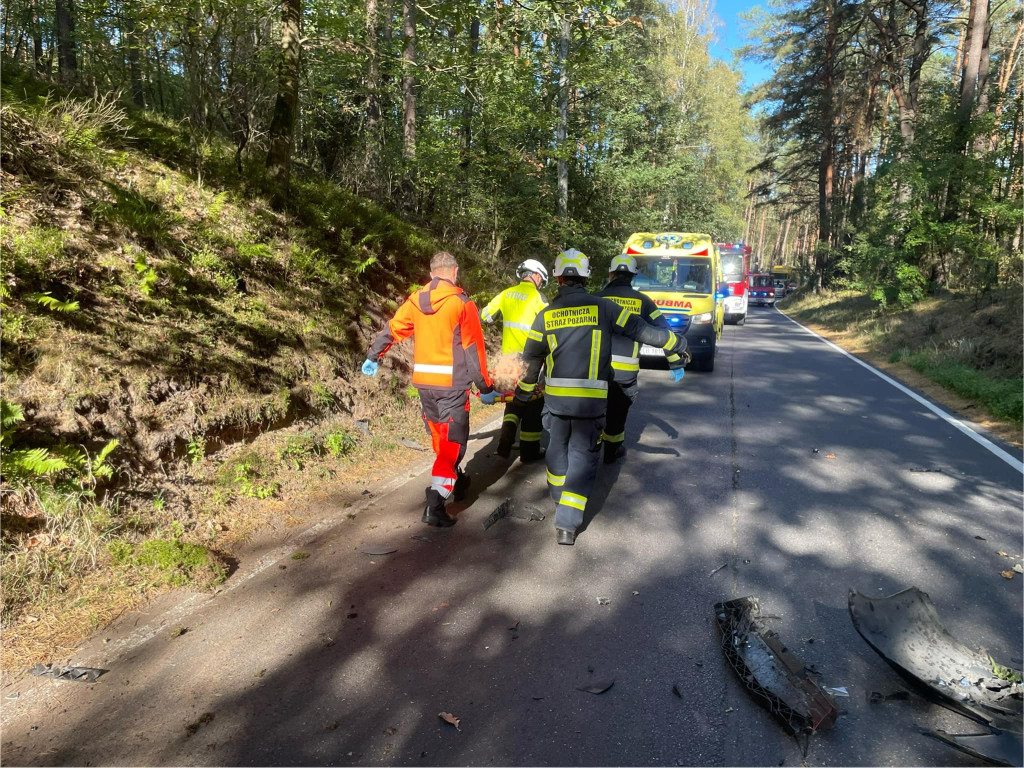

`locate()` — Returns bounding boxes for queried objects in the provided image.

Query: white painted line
[776,308,1023,474]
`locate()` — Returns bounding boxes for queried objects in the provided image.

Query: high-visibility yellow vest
[480,280,549,354]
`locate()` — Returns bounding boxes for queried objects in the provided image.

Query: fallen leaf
[438,712,461,730]
[825,454,836,459]
[998,551,1008,557]
[509,621,520,631]
[383,727,397,736]
[576,679,614,695]
[1015,564,1024,574]
[358,544,399,555]
[440,602,449,607]
[1001,570,1015,579]
[292,552,310,560]
[24,615,39,623]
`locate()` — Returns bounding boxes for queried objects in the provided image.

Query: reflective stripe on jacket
[597,275,683,385]
[367,277,493,392]
[480,280,550,354]
[514,284,686,418]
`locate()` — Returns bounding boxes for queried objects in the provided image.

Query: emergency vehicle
[621,232,727,372]
[748,273,775,307]
[716,242,751,325]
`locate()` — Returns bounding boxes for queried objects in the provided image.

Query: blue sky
[707,0,773,89]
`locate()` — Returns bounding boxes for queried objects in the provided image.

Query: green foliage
[227,453,280,499]
[187,436,206,464]
[277,433,323,470]
[324,429,357,458]
[890,349,1023,424]
[990,657,1023,683]
[29,292,80,313]
[113,538,226,587]
[133,251,159,297]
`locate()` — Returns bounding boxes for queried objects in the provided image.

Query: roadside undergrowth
[779,289,1023,443]
[0,71,505,671]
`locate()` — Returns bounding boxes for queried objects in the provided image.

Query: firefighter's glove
[671,367,685,383]
[479,390,499,405]
[361,359,379,376]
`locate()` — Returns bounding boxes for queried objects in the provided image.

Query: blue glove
[479,390,498,405]
[670,367,685,383]
[361,359,379,376]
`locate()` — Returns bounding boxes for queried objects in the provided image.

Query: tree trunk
[755,204,767,267]
[54,0,77,81]
[365,0,381,170]
[401,0,417,162]
[125,9,145,107]
[556,15,570,221]
[817,0,838,289]
[779,216,793,264]
[30,0,43,72]
[958,0,988,134]
[265,0,302,194]
[460,14,480,159]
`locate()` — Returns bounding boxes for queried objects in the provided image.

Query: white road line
[776,308,1023,474]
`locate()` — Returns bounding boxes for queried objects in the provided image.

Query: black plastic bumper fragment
[715,596,838,740]
[848,587,1022,726]
[922,728,1024,767]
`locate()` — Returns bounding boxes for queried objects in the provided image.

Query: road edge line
[775,307,1023,475]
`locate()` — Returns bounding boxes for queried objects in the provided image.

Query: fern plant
[29,292,80,312]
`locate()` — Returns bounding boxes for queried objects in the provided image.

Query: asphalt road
[2,307,1022,767]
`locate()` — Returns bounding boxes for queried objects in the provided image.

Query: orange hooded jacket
[367,277,494,392]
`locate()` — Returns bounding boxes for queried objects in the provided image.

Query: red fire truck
[716,242,751,325]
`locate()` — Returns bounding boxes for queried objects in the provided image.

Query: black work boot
[519,443,545,463]
[422,488,457,527]
[496,422,517,459]
[453,470,470,501]
[603,441,626,464]
[556,529,576,546]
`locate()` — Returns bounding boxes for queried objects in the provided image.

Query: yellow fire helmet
[553,248,590,278]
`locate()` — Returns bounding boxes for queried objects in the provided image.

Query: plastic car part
[923,728,1024,767]
[715,596,838,748]
[848,587,1023,727]
[29,663,107,682]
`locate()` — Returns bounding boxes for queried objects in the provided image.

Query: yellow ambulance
[620,232,727,372]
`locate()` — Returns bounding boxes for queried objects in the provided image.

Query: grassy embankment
[779,290,1023,445]
[0,72,506,670]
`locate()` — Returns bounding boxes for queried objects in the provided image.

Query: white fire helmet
[516,259,549,287]
[553,248,591,278]
[609,254,638,275]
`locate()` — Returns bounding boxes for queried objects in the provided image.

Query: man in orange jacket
[362,251,498,527]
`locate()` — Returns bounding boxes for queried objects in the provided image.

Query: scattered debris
[170,626,189,638]
[1015,564,1024,574]
[923,728,1024,767]
[509,621,520,631]
[714,596,838,750]
[532,696,544,701]
[482,498,515,530]
[383,727,397,736]
[29,664,107,683]
[347,612,358,619]
[824,686,849,697]
[975,536,987,541]
[255,669,266,678]
[708,563,728,577]
[438,712,461,730]
[411,535,434,543]
[577,680,614,695]
[909,467,943,473]
[292,552,311,560]
[596,597,611,605]
[672,683,683,699]
[998,551,1008,557]
[869,690,910,703]
[812,448,819,454]
[398,439,428,451]
[824,454,836,460]
[509,504,545,522]
[725,707,735,713]
[185,712,215,738]
[1001,570,1015,580]
[357,544,399,555]
[353,420,371,437]
[849,587,1023,726]
[632,590,640,596]
[325,721,339,732]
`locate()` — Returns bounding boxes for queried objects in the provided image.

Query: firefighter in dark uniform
[596,254,687,464]
[362,251,499,527]
[514,249,688,546]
